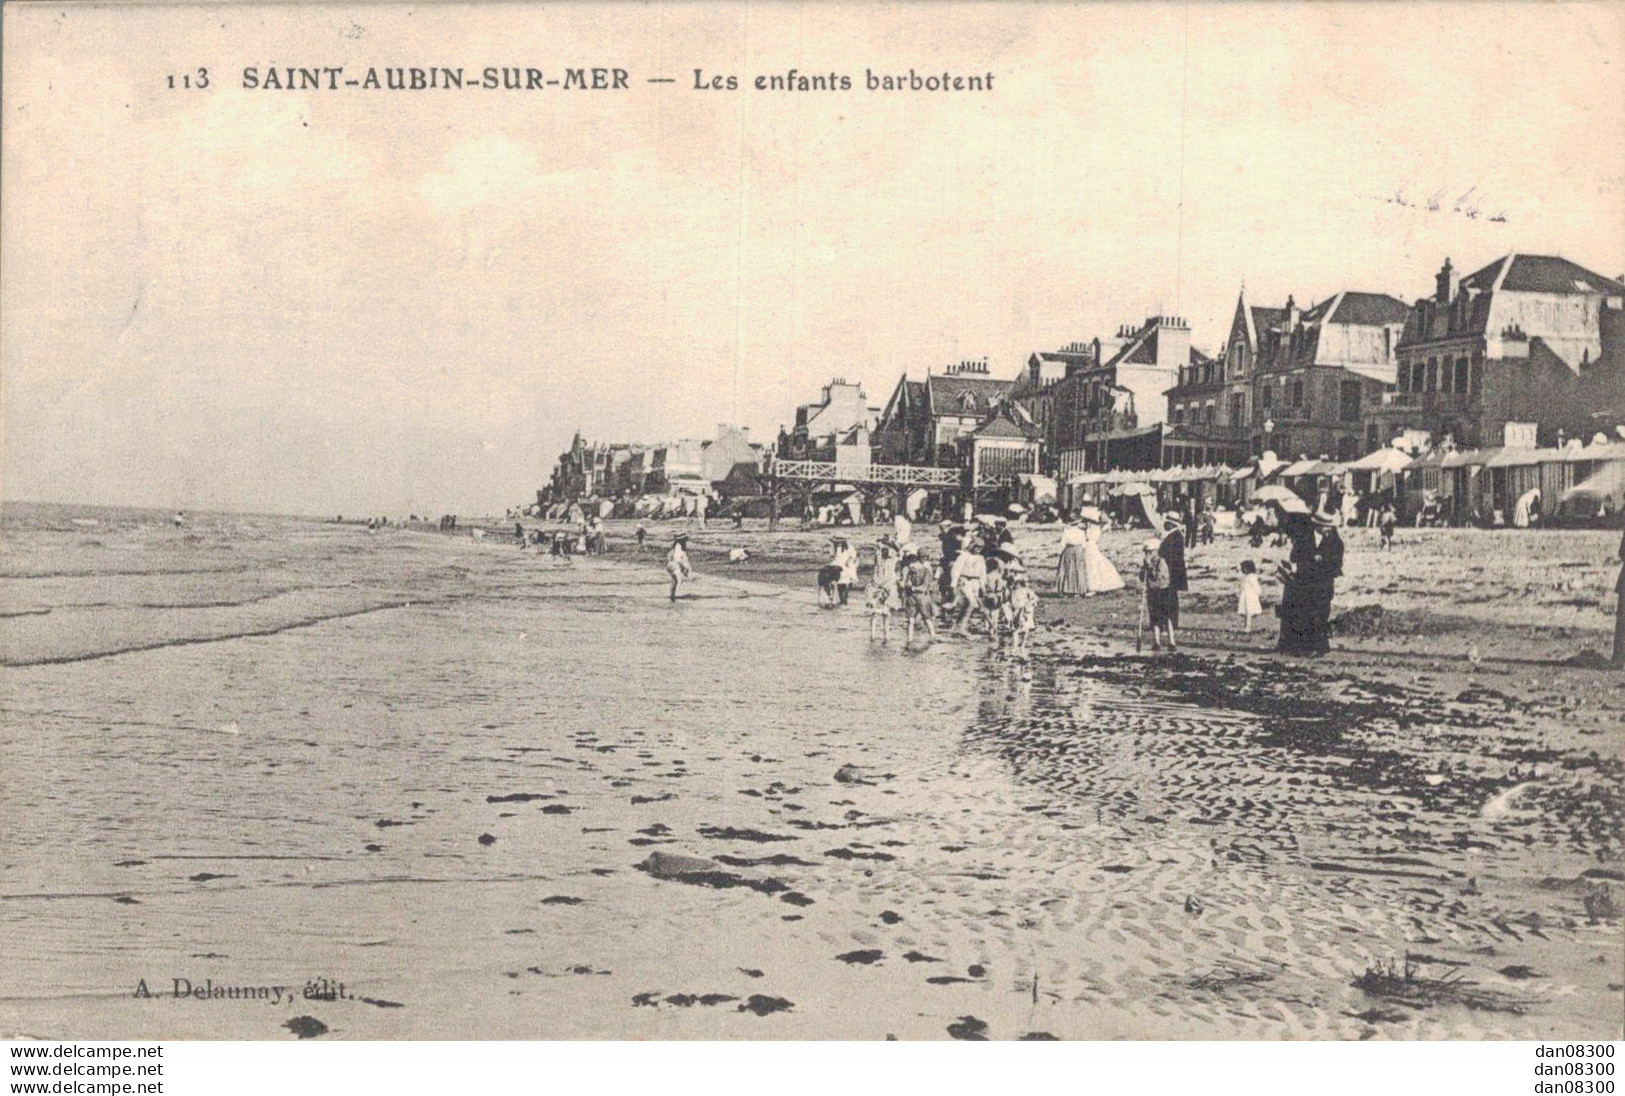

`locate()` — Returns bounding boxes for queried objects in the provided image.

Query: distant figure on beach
[898,546,938,647]
[1612,525,1625,669]
[1079,512,1124,596]
[1139,538,1176,652]
[172,511,186,527]
[1248,512,1269,549]
[1379,504,1397,550]
[893,512,912,548]
[666,534,693,601]
[873,535,900,604]
[515,522,526,545]
[938,522,963,605]
[833,537,858,605]
[1237,559,1263,633]
[635,524,647,551]
[1200,509,1216,546]
[1158,514,1189,633]
[865,581,893,644]
[949,548,989,636]
[1007,570,1038,655]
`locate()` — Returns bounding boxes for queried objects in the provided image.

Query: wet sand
[2,506,1620,1040]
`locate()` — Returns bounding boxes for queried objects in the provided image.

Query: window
[1230,393,1245,424]
[1340,380,1362,421]
[1399,360,1411,392]
[1470,352,1483,396]
[1262,384,1274,409]
[1440,359,1453,393]
[1425,357,1438,392]
[1205,404,1216,426]
[1366,423,1379,450]
[1172,405,1184,425]
[1454,356,1469,394]
[1291,380,1304,409]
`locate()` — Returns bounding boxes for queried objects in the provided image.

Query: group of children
[863,543,1038,653]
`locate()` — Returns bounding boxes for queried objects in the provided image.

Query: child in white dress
[1237,559,1263,632]
[866,582,893,644]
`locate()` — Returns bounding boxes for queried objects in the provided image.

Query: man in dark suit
[1158,514,1189,645]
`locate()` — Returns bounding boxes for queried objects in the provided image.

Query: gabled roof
[925,373,1014,416]
[1104,321,1161,369]
[969,401,1041,440]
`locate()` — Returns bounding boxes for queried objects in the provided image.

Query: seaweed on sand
[1353,953,1533,1015]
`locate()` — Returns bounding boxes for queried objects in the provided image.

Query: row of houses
[542,425,762,506]
[542,251,1624,512]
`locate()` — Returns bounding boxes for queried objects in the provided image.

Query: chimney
[1436,258,1453,305]
[1286,294,1300,329]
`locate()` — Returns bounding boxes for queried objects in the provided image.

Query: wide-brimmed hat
[900,544,919,558]
[1312,510,1338,527]
[1162,514,1183,529]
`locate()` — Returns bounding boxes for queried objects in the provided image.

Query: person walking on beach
[1139,539,1175,652]
[635,523,647,552]
[666,533,694,601]
[1379,503,1397,550]
[1157,514,1189,639]
[898,546,938,647]
[1237,559,1264,633]
[949,546,989,636]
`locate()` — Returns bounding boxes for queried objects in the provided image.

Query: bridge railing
[766,458,1007,492]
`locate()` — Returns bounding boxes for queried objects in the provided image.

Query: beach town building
[1009,343,1095,473]
[1049,314,1192,475]
[1364,254,1625,451]
[778,379,880,459]
[872,358,1016,467]
[957,400,1043,485]
[1160,289,1281,467]
[1241,289,1412,463]
[542,425,761,504]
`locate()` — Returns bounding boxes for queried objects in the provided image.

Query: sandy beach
[1,504,1620,1040]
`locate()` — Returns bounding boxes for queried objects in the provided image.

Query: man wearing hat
[1157,512,1189,642]
[1303,509,1344,655]
[666,532,694,601]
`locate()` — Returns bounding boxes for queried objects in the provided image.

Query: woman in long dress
[1055,522,1090,595]
[1080,517,1125,594]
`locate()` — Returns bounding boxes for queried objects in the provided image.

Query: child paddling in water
[865,581,893,644]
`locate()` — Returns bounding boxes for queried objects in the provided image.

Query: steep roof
[925,374,1014,416]
[1251,306,1288,335]
[969,402,1041,440]
[1330,291,1411,327]
[1463,254,1625,296]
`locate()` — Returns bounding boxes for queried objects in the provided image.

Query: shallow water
[1,504,1619,1040]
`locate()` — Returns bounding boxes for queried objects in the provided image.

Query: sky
[4,1,1623,517]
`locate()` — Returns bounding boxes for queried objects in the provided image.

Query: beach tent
[1015,473,1058,504]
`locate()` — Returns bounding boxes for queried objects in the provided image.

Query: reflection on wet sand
[0,505,1619,1040]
